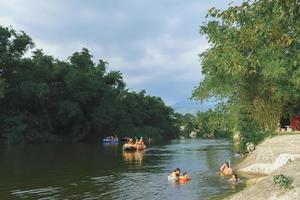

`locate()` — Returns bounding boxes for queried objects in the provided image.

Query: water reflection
[102,143,119,155]
[122,150,145,165]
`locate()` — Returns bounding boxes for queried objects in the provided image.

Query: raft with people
[102,135,119,143]
[122,137,146,151]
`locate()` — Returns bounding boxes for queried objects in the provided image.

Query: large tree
[193,0,300,132]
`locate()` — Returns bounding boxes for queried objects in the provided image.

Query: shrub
[273,174,294,189]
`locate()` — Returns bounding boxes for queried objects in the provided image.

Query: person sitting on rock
[246,142,255,154]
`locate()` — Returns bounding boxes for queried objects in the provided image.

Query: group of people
[103,135,119,143]
[168,168,191,183]
[168,162,239,185]
[126,137,146,150]
[220,161,239,183]
[106,135,118,140]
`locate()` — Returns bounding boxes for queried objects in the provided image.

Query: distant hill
[172,99,215,115]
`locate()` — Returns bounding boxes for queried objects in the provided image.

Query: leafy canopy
[193,0,300,131]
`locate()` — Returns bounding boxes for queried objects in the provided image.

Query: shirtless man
[220,162,233,176]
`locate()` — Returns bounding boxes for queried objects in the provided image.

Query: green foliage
[176,107,233,139]
[0,26,179,143]
[194,108,232,138]
[3,113,58,144]
[177,113,196,136]
[0,78,4,98]
[273,174,294,189]
[193,0,300,144]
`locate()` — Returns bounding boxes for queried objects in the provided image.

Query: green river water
[0,139,245,200]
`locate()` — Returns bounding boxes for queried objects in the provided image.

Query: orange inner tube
[179,177,191,181]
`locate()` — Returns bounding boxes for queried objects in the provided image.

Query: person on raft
[220,162,233,176]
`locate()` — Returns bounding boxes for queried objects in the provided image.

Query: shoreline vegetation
[0,26,181,144]
[191,0,300,151]
[193,0,300,199]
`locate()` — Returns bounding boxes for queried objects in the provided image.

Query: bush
[237,112,275,151]
[239,130,275,151]
[3,114,59,144]
[273,174,294,189]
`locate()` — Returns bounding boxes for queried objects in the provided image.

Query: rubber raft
[122,144,146,151]
[102,138,119,143]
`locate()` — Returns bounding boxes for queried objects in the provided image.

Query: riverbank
[224,134,300,200]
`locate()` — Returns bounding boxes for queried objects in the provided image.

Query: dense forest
[192,0,300,149]
[0,26,180,144]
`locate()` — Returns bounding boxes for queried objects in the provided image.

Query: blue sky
[0,0,233,105]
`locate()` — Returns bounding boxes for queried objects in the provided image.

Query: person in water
[169,168,181,180]
[170,170,177,178]
[175,168,181,177]
[220,162,233,176]
[234,151,242,158]
[229,173,238,183]
[128,138,134,145]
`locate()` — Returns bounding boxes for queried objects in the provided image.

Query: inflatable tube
[179,177,191,181]
[178,175,191,183]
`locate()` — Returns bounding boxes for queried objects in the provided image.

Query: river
[0,139,245,200]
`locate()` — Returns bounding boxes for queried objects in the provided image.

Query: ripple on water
[11,187,63,199]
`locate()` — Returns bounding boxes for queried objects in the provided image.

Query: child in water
[229,173,238,183]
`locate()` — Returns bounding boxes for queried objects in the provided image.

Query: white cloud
[0,0,231,103]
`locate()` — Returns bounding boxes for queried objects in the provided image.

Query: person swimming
[229,173,238,183]
[168,168,181,181]
[170,170,176,178]
[175,168,181,177]
[220,162,233,176]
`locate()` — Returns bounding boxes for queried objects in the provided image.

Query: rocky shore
[225,134,300,200]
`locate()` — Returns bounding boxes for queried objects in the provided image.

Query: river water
[0,139,245,200]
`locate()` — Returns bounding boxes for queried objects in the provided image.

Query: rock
[224,134,300,200]
[234,135,300,174]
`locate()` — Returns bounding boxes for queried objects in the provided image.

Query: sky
[0,0,233,105]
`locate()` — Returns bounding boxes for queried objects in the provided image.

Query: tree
[193,0,300,133]
[0,26,180,143]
